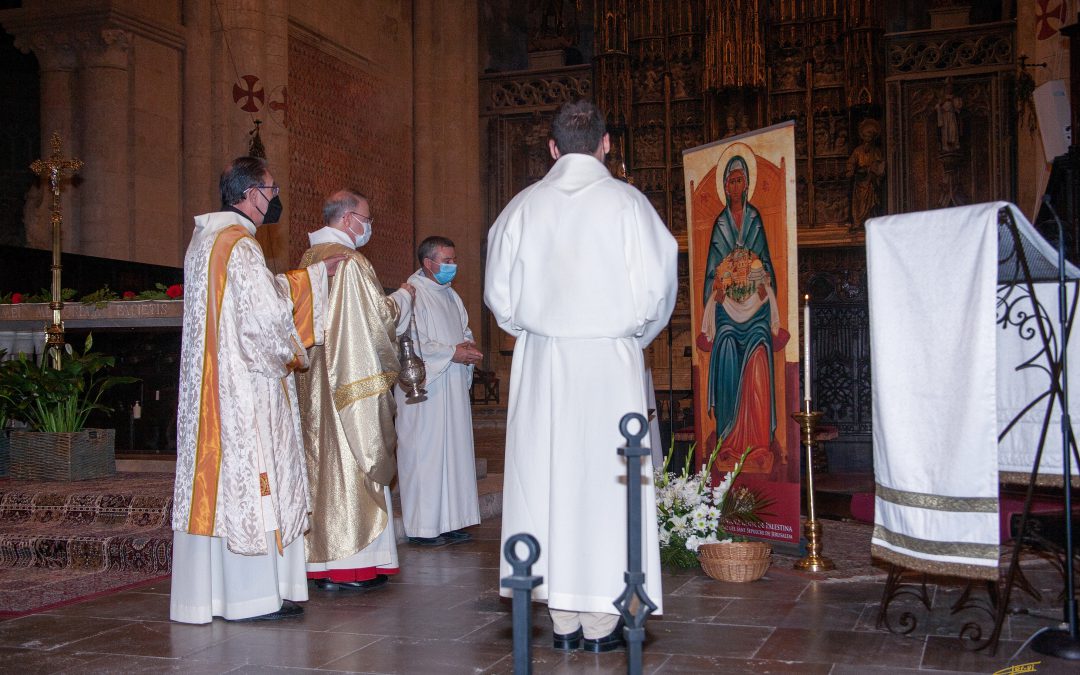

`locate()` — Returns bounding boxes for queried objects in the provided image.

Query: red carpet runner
[0,472,173,616]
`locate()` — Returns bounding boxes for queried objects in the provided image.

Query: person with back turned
[485,100,678,652]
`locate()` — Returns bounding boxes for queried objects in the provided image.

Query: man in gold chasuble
[297,189,413,590]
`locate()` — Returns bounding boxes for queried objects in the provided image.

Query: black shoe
[408,535,446,546]
[583,621,625,653]
[441,529,472,543]
[553,627,583,651]
[227,599,304,622]
[314,575,389,592]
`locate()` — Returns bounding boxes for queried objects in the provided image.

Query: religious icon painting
[683,121,801,547]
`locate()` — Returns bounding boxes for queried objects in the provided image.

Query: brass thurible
[792,400,835,571]
[397,297,428,404]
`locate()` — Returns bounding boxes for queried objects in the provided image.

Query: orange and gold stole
[188,225,251,536]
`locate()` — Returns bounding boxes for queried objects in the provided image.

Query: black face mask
[261,195,283,225]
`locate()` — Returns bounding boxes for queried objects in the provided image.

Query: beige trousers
[550,608,620,639]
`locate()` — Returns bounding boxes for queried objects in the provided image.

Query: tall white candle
[803,294,811,402]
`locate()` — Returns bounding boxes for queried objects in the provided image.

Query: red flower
[122,291,136,299]
[166,284,183,299]
[11,292,22,304]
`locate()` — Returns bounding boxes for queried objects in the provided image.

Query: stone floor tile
[754,626,925,667]
[62,619,250,659]
[327,603,504,641]
[671,572,810,600]
[40,587,171,621]
[653,654,832,673]
[712,597,795,626]
[0,613,135,651]
[69,653,248,674]
[645,620,773,658]
[829,665,972,675]
[919,634,1078,674]
[183,627,381,669]
[777,598,870,631]
[655,593,729,624]
[324,636,510,674]
[0,645,108,674]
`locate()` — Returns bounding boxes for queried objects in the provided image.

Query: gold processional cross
[30,133,83,369]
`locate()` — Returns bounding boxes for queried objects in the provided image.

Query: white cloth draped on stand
[867,201,1080,579]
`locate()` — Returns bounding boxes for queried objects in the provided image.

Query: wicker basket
[698,541,771,583]
[10,429,116,481]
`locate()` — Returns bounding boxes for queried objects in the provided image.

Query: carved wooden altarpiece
[884,21,1015,213]
[479,65,592,364]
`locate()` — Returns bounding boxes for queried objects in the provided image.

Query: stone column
[9,31,79,252]
[76,28,132,259]
[182,0,215,257]
[212,0,290,271]
[413,0,483,326]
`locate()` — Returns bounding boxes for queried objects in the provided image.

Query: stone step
[0,474,174,574]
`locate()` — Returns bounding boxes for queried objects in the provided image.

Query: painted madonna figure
[700,154,786,473]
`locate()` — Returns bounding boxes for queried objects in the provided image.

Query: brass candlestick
[792,400,835,571]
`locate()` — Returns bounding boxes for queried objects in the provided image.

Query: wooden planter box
[0,429,8,478]
[10,429,116,481]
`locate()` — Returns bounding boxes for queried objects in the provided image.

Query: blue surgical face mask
[346,216,372,248]
[433,262,457,285]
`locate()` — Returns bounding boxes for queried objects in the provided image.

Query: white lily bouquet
[655,443,772,568]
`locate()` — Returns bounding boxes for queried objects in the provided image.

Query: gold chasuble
[296,243,401,563]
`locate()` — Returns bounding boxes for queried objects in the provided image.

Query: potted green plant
[2,335,136,481]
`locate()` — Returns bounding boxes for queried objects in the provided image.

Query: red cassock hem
[307,567,401,582]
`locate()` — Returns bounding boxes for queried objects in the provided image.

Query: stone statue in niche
[530,0,575,51]
[637,63,662,100]
[846,118,885,232]
[726,114,738,137]
[934,79,968,207]
[833,125,848,155]
[935,80,963,153]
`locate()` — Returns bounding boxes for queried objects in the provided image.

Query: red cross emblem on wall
[233,75,265,113]
[1036,0,1068,41]
[268,86,289,129]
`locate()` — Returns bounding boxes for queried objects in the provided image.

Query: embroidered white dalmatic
[170,210,327,623]
[485,152,678,615]
[394,271,481,538]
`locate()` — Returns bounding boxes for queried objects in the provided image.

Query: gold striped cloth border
[875,483,997,512]
[334,371,398,410]
[871,524,1000,562]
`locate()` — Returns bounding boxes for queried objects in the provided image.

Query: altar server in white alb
[170,156,343,624]
[394,236,482,545]
[485,100,678,653]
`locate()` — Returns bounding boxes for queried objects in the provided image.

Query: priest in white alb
[296,189,412,591]
[394,236,482,545]
[170,156,342,624]
[485,100,678,652]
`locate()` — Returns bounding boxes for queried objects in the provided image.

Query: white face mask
[346,214,372,248]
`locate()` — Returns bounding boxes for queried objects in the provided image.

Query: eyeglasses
[251,184,280,196]
[349,212,374,227]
